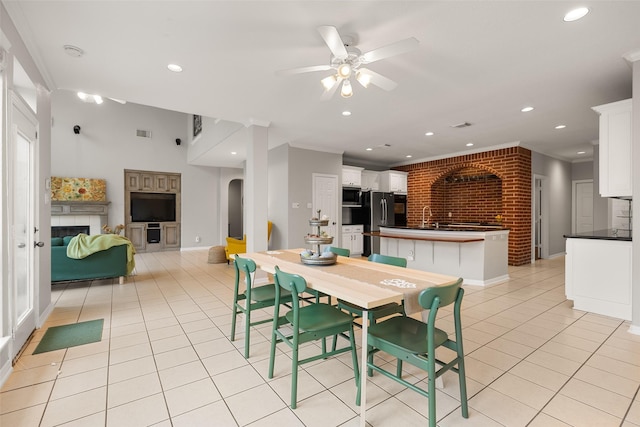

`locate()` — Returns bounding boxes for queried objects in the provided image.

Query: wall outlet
[448,212,452,217]
[195,235,201,243]
[407,255,414,261]
[292,202,300,209]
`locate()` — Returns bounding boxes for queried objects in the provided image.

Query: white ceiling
[5,1,640,168]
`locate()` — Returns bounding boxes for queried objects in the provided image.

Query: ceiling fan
[278,26,419,100]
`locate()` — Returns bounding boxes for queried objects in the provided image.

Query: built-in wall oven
[394,194,407,226]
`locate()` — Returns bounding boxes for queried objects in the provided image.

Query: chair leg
[291,344,299,409]
[244,308,251,359]
[230,304,238,341]
[427,361,437,427]
[268,324,278,379]
[458,356,469,418]
[396,359,403,378]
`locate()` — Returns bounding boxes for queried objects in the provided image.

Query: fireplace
[51,225,90,238]
[50,201,110,236]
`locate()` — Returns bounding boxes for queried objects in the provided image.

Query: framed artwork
[193,114,202,138]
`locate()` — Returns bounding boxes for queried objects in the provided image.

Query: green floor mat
[33,319,104,354]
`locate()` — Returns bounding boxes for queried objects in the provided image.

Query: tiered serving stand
[300,212,337,265]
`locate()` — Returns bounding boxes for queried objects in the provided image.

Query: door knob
[18,243,26,248]
[34,241,44,248]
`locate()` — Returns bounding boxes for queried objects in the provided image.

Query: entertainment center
[124,169,181,252]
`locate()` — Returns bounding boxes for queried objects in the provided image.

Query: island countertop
[564,229,631,241]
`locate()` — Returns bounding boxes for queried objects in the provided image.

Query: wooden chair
[268,266,361,409]
[230,255,292,358]
[367,278,468,427]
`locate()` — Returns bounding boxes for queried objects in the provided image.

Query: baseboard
[180,247,208,252]
[0,336,13,389]
[628,324,640,336]
[38,301,55,328]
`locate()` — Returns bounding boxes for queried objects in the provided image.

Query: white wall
[532,152,572,257]
[268,144,289,250]
[51,90,223,248]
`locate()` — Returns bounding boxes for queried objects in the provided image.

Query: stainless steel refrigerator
[362,191,395,256]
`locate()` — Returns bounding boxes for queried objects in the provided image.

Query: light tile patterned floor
[1,250,639,426]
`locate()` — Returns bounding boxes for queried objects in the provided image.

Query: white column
[245,124,269,253]
[629,51,640,334]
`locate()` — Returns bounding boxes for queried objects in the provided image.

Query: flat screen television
[130,192,176,222]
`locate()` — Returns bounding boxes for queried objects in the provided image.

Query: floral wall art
[50,177,107,201]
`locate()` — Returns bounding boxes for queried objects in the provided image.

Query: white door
[312,174,339,246]
[575,181,594,234]
[8,93,38,358]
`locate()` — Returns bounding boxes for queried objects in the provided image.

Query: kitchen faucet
[421,206,432,228]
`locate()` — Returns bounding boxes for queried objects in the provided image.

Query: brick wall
[395,146,532,266]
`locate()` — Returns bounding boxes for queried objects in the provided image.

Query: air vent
[136,129,152,138]
[450,122,472,129]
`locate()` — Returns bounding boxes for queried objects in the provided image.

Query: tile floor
[1,250,639,426]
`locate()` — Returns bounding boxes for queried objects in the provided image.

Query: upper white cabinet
[379,170,408,194]
[361,170,380,191]
[593,99,632,197]
[342,166,363,187]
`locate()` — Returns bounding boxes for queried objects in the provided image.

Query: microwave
[342,187,362,206]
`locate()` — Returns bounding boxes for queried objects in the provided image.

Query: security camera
[175,138,181,146]
[73,125,81,134]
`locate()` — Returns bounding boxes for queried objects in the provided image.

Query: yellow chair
[225,221,273,262]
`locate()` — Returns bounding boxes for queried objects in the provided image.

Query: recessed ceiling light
[466,143,474,147]
[555,124,567,129]
[564,7,589,22]
[231,151,237,155]
[167,63,183,73]
[342,111,352,116]
[577,151,586,155]
[425,132,434,136]
[406,155,412,158]
[366,148,373,151]
[521,106,534,112]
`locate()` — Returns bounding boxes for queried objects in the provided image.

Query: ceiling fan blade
[108,97,127,104]
[358,68,398,91]
[276,64,333,76]
[360,37,419,64]
[318,25,348,59]
[320,77,342,101]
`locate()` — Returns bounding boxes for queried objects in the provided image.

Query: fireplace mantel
[51,200,110,217]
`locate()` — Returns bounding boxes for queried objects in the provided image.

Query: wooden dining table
[243,248,459,426]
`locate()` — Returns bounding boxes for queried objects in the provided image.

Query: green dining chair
[328,246,350,257]
[230,255,292,359]
[367,278,468,427]
[268,266,361,409]
[367,253,407,267]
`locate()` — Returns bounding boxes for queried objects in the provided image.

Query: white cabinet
[342,166,363,187]
[342,225,363,256]
[592,99,632,197]
[379,171,408,194]
[361,170,380,191]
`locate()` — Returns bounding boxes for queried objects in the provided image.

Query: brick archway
[395,147,531,266]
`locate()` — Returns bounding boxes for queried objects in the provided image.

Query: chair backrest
[234,255,257,292]
[328,246,350,257]
[368,253,407,268]
[274,265,307,295]
[418,278,463,311]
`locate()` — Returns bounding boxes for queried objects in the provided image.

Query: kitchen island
[564,229,632,321]
[377,225,509,286]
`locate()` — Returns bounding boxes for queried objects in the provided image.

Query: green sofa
[51,236,128,283]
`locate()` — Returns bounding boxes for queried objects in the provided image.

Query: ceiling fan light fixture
[356,71,371,88]
[321,74,338,91]
[337,63,352,79]
[340,79,353,98]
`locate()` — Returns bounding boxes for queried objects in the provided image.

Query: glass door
[9,93,38,358]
